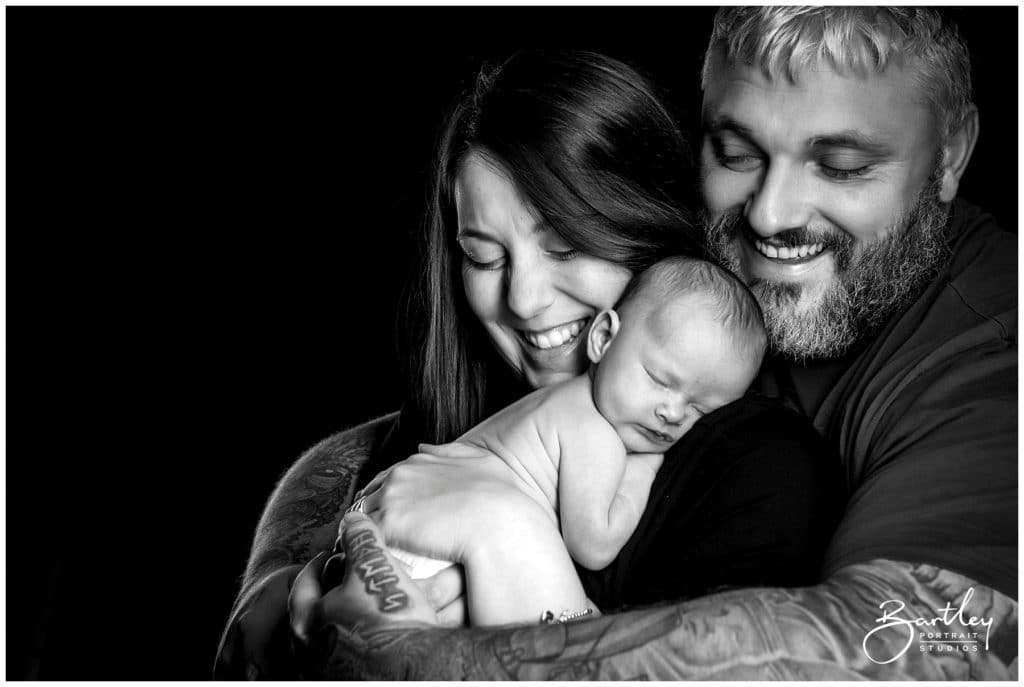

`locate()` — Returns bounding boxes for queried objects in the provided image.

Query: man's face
[699,52,951,361]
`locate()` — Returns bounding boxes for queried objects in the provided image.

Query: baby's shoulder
[539,377,616,439]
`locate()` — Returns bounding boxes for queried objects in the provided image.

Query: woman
[216,50,841,679]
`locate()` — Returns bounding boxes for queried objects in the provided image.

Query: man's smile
[752,238,827,262]
[739,234,836,281]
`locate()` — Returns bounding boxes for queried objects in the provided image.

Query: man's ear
[587,309,620,364]
[938,105,979,203]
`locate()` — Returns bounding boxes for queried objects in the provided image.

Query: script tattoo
[344,527,409,613]
[313,559,1017,680]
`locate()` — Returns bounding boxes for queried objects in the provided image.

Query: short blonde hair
[702,7,974,138]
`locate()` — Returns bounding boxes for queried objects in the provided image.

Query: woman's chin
[525,368,580,389]
[505,332,590,388]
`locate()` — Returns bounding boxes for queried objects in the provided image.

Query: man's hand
[289,512,439,678]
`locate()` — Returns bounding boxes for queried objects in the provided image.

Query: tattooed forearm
[238,413,397,602]
[345,527,409,613]
[312,558,1017,680]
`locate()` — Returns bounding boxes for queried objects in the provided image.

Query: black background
[7,6,1017,680]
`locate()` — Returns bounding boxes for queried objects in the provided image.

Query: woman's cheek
[576,258,632,308]
[461,267,498,321]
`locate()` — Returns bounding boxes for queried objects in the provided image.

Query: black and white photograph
[6,3,1019,680]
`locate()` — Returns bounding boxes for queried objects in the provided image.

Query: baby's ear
[587,309,620,364]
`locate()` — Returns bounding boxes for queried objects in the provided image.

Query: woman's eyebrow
[456,228,499,241]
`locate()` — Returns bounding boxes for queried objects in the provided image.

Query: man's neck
[755,350,862,420]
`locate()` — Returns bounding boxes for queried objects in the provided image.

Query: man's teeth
[754,240,826,260]
[524,320,584,350]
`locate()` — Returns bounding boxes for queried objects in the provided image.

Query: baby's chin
[620,433,675,455]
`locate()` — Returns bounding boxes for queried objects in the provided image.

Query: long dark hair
[405,50,703,443]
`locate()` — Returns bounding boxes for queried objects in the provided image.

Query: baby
[353,256,766,626]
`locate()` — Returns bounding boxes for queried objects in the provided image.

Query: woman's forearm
[239,412,397,602]
[307,558,1017,680]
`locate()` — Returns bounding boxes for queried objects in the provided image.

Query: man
[217,8,1016,679]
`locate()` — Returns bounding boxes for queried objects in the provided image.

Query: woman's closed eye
[542,234,581,262]
[458,236,506,270]
[547,248,580,261]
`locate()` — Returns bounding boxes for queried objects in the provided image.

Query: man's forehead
[702,54,935,147]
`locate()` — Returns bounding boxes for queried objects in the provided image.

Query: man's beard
[702,177,951,363]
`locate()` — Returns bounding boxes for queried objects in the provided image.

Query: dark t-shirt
[756,199,1017,598]
[577,393,843,610]
[366,390,844,612]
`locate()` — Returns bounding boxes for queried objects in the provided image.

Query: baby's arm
[559,423,664,570]
[402,441,593,627]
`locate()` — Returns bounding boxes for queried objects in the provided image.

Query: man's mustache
[705,209,855,265]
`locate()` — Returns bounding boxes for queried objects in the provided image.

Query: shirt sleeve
[822,339,1017,597]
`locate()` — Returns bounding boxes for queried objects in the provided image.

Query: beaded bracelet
[540,608,594,624]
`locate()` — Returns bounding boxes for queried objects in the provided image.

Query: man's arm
[215,412,396,679]
[239,412,397,600]
[308,555,1018,680]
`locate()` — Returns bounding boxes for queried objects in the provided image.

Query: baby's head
[586,256,767,453]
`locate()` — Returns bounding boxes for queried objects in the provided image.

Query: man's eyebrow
[703,114,756,140]
[811,130,893,154]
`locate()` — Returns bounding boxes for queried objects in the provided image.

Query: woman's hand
[357,444,553,565]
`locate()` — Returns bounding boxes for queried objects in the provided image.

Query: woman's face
[454,151,633,389]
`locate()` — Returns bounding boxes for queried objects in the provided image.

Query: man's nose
[746,160,812,238]
[506,261,555,321]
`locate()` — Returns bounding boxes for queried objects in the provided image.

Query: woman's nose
[746,159,812,238]
[506,262,555,321]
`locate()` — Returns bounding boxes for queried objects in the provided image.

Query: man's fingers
[334,512,437,625]
[436,596,468,627]
[356,468,391,504]
[289,552,328,644]
[416,563,465,611]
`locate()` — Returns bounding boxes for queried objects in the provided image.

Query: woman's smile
[456,153,634,389]
[518,317,590,351]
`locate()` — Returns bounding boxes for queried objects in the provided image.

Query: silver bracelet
[540,608,594,624]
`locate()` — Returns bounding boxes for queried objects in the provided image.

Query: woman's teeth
[754,240,826,260]
[523,320,585,350]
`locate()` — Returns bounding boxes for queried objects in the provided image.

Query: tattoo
[312,559,1017,680]
[238,413,396,603]
[345,527,409,613]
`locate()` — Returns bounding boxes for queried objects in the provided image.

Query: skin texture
[588,298,755,453]
[455,151,633,389]
[699,51,975,322]
[294,514,1018,680]
[219,50,1012,683]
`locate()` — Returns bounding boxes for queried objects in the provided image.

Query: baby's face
[591,297,756,453]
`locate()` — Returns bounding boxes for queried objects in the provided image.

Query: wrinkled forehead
[701,47,939,150]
